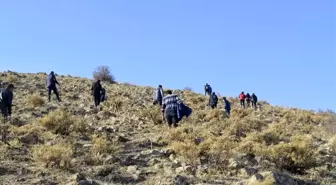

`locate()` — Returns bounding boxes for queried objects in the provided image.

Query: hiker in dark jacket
[0,84,14,119]
[46,71,61,102]
[246,93,251,107]
[223,97,231,117]
[153,85,164,106]
[91,80,103,108]
[161,90,181,128]
[251,93,258,110]
[204,83,212,96]
[209,92,218,109]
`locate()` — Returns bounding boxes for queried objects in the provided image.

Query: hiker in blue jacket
[153,85,164,106]
[46,71,61,102]
[204,83,212,96]
[209,92,218,109]
[251,93,258,110]
[223,97,231,117]
[0,84,14,120]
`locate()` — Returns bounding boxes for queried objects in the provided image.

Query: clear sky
[0,0,335,111]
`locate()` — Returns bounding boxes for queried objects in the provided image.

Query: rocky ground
[0,71,336,185]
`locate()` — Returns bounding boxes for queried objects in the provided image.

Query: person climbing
[209,92,218,109]
[223,97,231,117]
[0,84,14,120]
[239,91,246,108]
[153,85,164,106]
[161,90,181,128]
[251,93,258,110]
[46,71,61,102]
[91,80,103,108]
[246,93,251,107]
[204,83,212,96]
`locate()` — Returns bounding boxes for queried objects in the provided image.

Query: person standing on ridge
[0,84,14,120]
[91,80,104,108]
[223,97,231,117]
[239,91,246,108]
[153,85,164,106]
[46,71,61,102]
[204,83,212,96]
[251,93,258,110]
[161,90,181,128]
[246,93,251,107]
[209,92,218,109]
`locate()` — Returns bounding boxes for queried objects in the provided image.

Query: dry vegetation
[0,71,335,185]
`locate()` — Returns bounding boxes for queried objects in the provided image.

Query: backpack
[0,89,4,103]
[240,94,245,100]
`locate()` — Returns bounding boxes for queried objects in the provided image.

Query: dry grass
[39,109,75,135]
[27,94,45,107]
[91,134,120,156]
[32,143,73,169]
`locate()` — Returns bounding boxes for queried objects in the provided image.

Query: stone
[127,165,138,174]
[173,175,190,185]
[241,166,258,177]
[194,137,204,145]
[20,133,40,144]
[71,173,86,182]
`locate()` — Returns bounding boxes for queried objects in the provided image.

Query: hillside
[0,71,335,185]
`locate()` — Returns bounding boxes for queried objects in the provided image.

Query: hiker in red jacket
[239,92,246,108]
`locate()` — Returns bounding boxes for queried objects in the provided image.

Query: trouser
[154,98,162,106]
[246,99,251,107]
[210,104,217,109]
[0,104,9,118]
[48,86,60,101]
[225,108,231,117]
[252,101,257,110]
[94,94,101,107]
[240,100,245,108]
[165,109,178,127]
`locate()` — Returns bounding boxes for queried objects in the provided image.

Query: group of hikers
[153,83,259,128]
[1,72,258,130]
[0,71,107,121]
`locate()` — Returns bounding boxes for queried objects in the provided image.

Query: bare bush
[93,65,116,83]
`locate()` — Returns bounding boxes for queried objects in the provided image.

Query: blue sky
[0,0,335,111]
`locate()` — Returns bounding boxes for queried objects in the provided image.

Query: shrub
[27,94,45,107]
[32,143,73,169]
[139,105,163,125]
[257,135,318,173]
[93,65,116,83]
[40,109,75,135]
[105,98,123,112]
[6,75,18,83]
[92,134,119,156]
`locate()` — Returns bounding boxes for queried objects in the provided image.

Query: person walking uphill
[153,85,164,106]
[91,80,104,108]
[209,92,218,109]
[223,97,231,117]
[46,71,61,102]
[239,92,246,108]
[0,84,14,120]
[161,90,182,128]
[204,83,212,96]
[251,93,258,110]
[246,93,251,107]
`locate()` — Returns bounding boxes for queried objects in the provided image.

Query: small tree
[93,65,116,83]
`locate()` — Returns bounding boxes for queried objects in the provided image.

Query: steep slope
[0,71,335,185]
